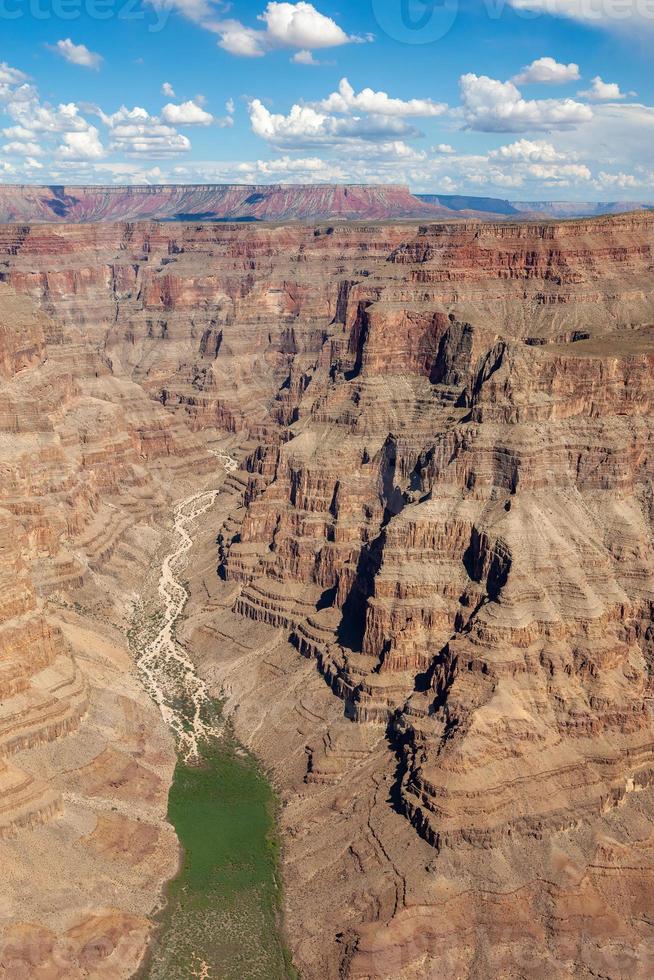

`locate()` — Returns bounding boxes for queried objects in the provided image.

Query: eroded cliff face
[0,276,220,976]
[1,213,654,978]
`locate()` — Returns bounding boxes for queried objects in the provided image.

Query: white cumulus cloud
[249,97,420,149]
[316,77,446,118]
[103,106,191,156]
[489,138,569,162]
[57,127,104,159]
[521,161,591,182]
[216,2,365,58]
[262,1,353,48]
[513,56,580,85]
[292,49,323,65]
[161,99,215,125]
[50,39,103,70]
[578,76,626,100]
[596,170,640,188]
[2,140,43,156]
[459,73,593,132]
[0,63,28,86]
[217,20,267,56]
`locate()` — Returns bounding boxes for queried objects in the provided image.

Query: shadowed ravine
[130,456,294,980]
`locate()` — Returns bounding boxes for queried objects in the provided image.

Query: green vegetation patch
[143,727,296,980]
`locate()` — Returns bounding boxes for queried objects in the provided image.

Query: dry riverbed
[129,457,295,979]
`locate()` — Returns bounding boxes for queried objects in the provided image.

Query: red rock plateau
[0,183,452,224]
[0,212,654,978]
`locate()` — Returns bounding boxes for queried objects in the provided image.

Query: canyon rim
[0,208,654,979]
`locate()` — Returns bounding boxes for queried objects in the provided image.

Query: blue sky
[1,0,652,199]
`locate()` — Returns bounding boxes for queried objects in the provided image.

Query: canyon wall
[0,271,219,975]
[0,212,654,977]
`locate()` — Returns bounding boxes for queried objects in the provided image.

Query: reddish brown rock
[1,211,654,978]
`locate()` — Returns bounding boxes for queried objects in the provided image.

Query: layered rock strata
[1,212,654,977]
[210,212,654,977]
[0,183,449,224]
[0,280,214,976]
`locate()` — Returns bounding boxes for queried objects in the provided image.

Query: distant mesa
[0,183,648,223]
[1,184,442,224]
[416,193,522,216]
[416,193,654,219]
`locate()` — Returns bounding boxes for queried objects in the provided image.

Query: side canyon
[1,213,654,978]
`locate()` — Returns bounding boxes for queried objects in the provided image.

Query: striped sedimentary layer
[209,212,654,977]
[0,273,206,974]
[0,183,449,224]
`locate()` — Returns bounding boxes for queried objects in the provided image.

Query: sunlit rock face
[1,212,654,978]
[0,183,453,223]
